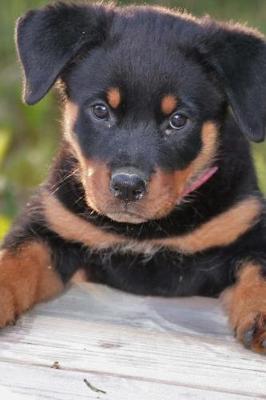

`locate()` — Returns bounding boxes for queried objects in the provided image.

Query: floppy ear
[199,21,266,142]
[16,3,112,105]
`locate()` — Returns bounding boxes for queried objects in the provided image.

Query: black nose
[110,168,147,202]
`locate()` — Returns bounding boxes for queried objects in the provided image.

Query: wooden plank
[2,320,265,397]
[0,361,260,400]
[0,385,29,400]
[46,283,231,337]
[0,283,265,398]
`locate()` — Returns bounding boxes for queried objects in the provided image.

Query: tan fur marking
[0,242,63,327]
[43,192,261,256]
[71,269,88,283]
[138,121,219,219]
[82,158,112,215]
[43,192,127,249]
[107,87,121,109]
[64,101,83,160]
[155,197,262,253]
[161,95,177,115]
[222,263,266,353]
[174,121,219,197]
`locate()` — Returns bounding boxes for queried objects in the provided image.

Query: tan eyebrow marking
[161,95,177,115]
[106,87,121,109]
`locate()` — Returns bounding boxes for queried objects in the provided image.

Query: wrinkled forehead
[67,50,207,104]
[65,21,215,106]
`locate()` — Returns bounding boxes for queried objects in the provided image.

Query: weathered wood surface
[0,282,265,399]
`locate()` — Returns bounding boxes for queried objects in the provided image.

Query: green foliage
[254,144,266,194]
[0,0,266,240]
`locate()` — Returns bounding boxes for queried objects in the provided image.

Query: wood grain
[0,283,265,399]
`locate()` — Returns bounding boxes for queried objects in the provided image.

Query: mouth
[84,161,218,224]
[106,211,147,224]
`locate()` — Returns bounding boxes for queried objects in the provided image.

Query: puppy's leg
[0,241,63,327]
[222,263,266,353]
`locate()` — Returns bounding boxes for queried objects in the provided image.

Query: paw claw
[242,326,256,348]
[237,312,266,353]
[8,318,17,327]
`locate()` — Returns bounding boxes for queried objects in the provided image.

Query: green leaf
[0,215,11,241]
[0,128,11,164]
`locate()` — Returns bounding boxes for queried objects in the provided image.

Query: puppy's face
[63,17,224,223]
[16,4,266,223]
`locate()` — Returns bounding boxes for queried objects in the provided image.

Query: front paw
[0,243,63,328]
[235,312,266,353]
[222,263,266,354]
[0,287,17,328]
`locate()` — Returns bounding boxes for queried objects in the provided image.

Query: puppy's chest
[85,246,231,297]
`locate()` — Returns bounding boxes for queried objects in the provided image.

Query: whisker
[74,194,86,205]
[50,167,80,195]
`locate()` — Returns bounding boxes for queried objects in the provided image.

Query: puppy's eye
[169,113,187,130]
[92,104,110,120]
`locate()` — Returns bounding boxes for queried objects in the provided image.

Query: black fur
[16,3,113,104]
[3,3,266,300]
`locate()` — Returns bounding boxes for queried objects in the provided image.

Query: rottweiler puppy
[1,2,266,353]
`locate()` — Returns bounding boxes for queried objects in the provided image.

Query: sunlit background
[1,0,266,239]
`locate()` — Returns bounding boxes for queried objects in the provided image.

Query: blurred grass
[0,0,266,239]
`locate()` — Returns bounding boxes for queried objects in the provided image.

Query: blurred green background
[0,0,266,240]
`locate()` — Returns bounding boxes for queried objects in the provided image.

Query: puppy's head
[16,3,266,223]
